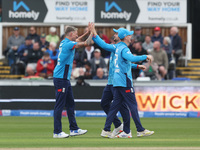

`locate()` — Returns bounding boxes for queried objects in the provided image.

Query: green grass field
[0,117,200,148]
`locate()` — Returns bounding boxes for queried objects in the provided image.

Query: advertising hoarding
[136,0,187,23]
[135,86,200,112]
[44,0,94,23]
[95,0,187,23]
[2,0,94,23]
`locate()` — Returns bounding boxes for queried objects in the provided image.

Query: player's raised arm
[76,30,90,42]
[75,33,93,48]
[91,23,116,53]
[75,23,94,48]
[76,22,92,42]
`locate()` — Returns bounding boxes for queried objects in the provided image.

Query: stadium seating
[176,59,200,80]
[0,61,24,79]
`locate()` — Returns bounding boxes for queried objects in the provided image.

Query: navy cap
[40,33,46,38]
[135,26,141,30]
[118,28,134,40]
[14,27,19,31]
[25,36,32,40]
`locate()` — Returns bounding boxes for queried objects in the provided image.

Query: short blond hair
[64,26,77,35]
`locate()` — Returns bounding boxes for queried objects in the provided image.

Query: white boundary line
[0,99,101,102]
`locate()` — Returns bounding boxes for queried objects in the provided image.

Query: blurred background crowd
[3,25,183,82]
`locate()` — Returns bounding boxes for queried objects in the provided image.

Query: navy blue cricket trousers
[101,85,130,131]
[104,87,145,133]
[53,78,79,134]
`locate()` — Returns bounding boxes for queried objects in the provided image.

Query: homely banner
[2,0,186,23]
[95,0,187,23]
[2,0,94,23]
[43,0,94,23]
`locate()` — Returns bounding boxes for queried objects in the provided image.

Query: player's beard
[114,39,119,43]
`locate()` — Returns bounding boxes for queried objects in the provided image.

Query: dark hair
[145,35,151,38]
[43,52,50,57]
[64,26,77,35]
[34,41,40,45]
[135,41,142,46]
[84,61,91,67]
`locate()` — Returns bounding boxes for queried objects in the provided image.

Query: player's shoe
[115,131,132,138]
[101,130,112,138]
[111,123,123,137]
[137,129,154,137]
[70,129,87,136]
[53,132,69,138]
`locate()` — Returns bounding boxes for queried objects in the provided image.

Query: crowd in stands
[3,25,183,81]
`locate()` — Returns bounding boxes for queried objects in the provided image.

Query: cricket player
[91,26,147,138]
[102,28,154,138]
[53,24,93,138]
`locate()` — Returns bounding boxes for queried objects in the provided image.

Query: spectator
[17,36,33,63]
[39,33,49,52]
[90,48,106,76]
[84,61,93,79]
[81,45,94,65]
[110,36,115,44]
[169,26,182,64]
[149,41,168,79]
[6,27,25,65]
[142,35,154,53]
[132,42,148,79]
[36,52,54,78]
[75,76,90,86]
[134,26,145,43]
[74,26,90,67]
[25,42,43,76]
[143,57,162,80]
[162,37,173,62]
[132,42,148,56]
[27,26,40,43]
[74,50,82,67]
[71,60,80,80]
[93,68,107,79]
[129,38,136,54]
[79,67,85,77]
[151,27,163,44]
[46,27,60,45]
[97,30,110,43]
[46,42,59,65]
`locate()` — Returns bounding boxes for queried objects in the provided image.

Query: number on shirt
[57,47,62,65]
[114,54,119,68]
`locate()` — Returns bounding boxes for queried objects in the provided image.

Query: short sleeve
[68,41,77,50]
